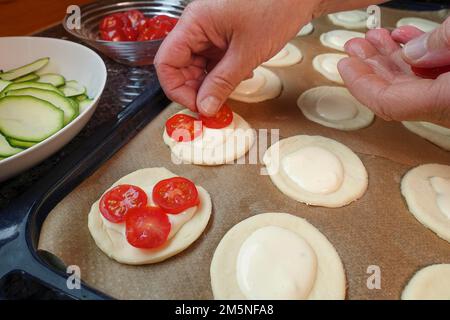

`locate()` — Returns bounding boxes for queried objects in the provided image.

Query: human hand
[338,17,450,127]
[154,0,318,116]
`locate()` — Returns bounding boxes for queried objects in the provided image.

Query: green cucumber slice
[0,96,64,142]
[6,88,77,125]
[75,94,88,102]
[7,137,37,148]
[1,81,63,96]
[13,73,39,83]
[61,80,86,97]
[0,132,23,157]
[0,80,11,92]
[0,57,50,81]
[38,73,65,87]
[79,98,94,112]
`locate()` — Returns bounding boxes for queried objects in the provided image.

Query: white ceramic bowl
[0,37,107,182]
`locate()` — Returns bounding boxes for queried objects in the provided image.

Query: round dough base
[402,264,450,300]
[313,53,347,84]
[262,43,303,67]
[403,121,450,151]
[328,11,368,29]
[297,86,374,131]
[210,212,346,300]
[401,163,450,243]
[163,109,255,166]
[88,167,212,265]
[263,135,368,208]
[396,17,439,33]
[320,30,365,52]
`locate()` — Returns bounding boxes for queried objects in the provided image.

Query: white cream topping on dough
[402,121,450,151]
[163,107,255,166]
[262,43,303,68]
[396,17,440,33]
[230,67,282,103]
[236,226,317,300]
[282,146,344,195]
[328,10,369,29]
[313,54,347,84]
[297,86,374,131]
[320,30,365,52]
[402,264,450,300]
[430,177,450,219]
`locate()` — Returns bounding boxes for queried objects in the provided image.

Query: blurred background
[0,0,448,37]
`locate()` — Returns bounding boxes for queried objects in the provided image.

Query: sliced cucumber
[7,137,37,149]
[0,80,11,92]
[0,132,23,157]
[13,73,39,83]
[79,98,94,113]
[6,88,77,125]
[0,96,64,142]
[1,81,63,96]
[0,57,49,81]
[68,98,80,119]
[60,80,86,97]
[38,73,65,87]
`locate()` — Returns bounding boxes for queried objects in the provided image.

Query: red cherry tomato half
[99,184,148,223]
[99,14,124,31]
[199,105,234,129]
[122,26,139,41]
[125,206,171,249]
[99,28,127,42]
[137,27,168,41]
[152,177,200,214]
[411,65,450,80]
[165,114,202,142]
[124,9,146,28]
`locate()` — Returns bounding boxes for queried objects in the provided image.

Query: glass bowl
[63,0,187,66]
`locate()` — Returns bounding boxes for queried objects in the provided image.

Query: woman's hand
[155,0,318,116]
[339,17,450,127]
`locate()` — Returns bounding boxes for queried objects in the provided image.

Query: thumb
[196,46,253,116]
[402,17,450,68]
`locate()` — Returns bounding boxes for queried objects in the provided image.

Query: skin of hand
[155,0,385,117]
[339,17,450,127]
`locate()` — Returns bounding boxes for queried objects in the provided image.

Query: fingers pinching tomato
[411,65,450,80]
[153,177,200,214]
[199,105,234,129]
[166,114,203,142]
[125,206,171,249]
[99,184,148,223]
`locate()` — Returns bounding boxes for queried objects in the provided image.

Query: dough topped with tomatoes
[163,104,255,165]
[88,167,212,265]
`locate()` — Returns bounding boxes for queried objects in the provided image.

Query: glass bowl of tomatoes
[63,0,186,66]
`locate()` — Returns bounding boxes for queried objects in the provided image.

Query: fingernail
[199,96,221,116]
[404,33,429,61]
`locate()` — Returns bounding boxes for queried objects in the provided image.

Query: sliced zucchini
[79,98,94,113]
[6,88,77,125]
[75,94,88,102]
[7,137,37,149]
[0,80,11,92]
[1,81,63,96]
[0,96,64,142]
[13,73,39,83]
[38,73,65,87]
[0,132,23,157]
[60,80,86,97]
[0,57,49,81]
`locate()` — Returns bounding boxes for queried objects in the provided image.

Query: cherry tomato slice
[125,206,171,249]
[137,27,167,41]
[411,65,450,80]
[165,114,202,142]
[99,184,148,223]
[124,10,145,28]
[100,28,127,42]
[99,14,124,31]
[122,26,139,41]
[152,177,200,214]
[199,105,234,129]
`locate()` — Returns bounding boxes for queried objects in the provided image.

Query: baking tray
[1,7,450,300]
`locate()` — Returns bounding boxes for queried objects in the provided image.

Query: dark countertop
[0,25,161,210]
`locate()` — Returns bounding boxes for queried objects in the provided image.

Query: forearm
[311,0,387,18]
